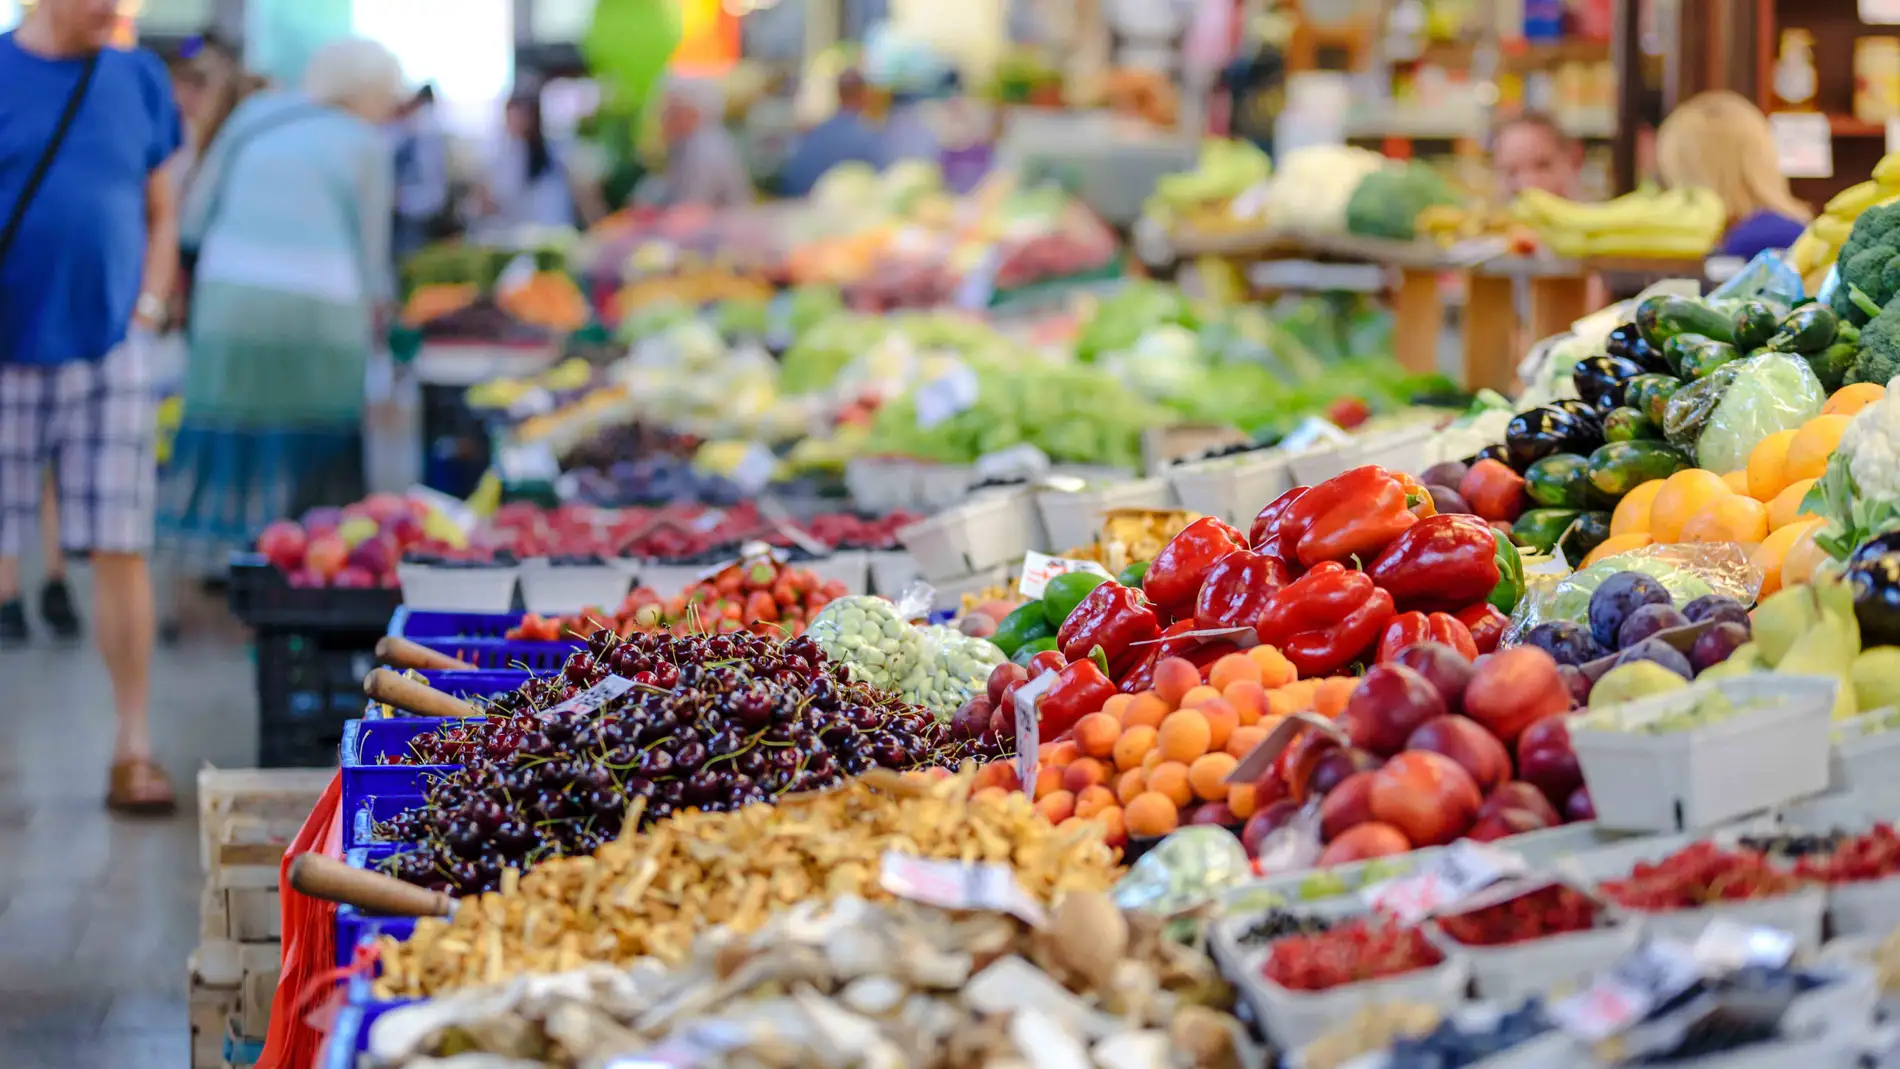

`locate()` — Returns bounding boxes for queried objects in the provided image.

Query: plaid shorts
[0,336,159,556]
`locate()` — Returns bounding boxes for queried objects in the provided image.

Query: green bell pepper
[1116,560,1151,587]
[1489,528,1525,614]
[1042,571,1110,629]
[991,602,1056,658]
[1011,636,1061,666]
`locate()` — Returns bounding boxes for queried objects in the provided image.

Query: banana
[1875,153,1900,187]
[1811,214,1854,247]
[1787,230,1826,274]
[1825,180,1886,219]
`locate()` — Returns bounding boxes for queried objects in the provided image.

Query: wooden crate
[188,954,240,1069]
[194,940,280,990]
[237,960,281,1042]
[196,767,331,872]
[223,887,282,943]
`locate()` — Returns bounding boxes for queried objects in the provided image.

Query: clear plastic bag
[1693,352,1827,474]
[807,589,932,691]
[1506,543,1765,643]
[899,624,1007,718]
[1112,826,1254,916]
[1708,248,1806,307]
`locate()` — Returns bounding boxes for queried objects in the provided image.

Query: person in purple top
[1657,91,1813,260]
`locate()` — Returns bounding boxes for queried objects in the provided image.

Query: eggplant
[1848,533,1900,647]
[1552,398,1607,440]
[1572,355,1646,411]
[1474,444,1511,467]
[1504,406,1601,471]
[1604,323,1644,360]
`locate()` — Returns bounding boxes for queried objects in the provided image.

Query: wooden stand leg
[1527,274,1591,345]
[1463,271,1519,394]
[1393,267,1442,375]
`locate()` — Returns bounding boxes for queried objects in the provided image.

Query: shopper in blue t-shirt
[0,0,183,813]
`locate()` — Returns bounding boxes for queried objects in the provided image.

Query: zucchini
[1660,333,1715,376]
[1602,406,1658,442]
[1676,338,1740,380]
[1731,299,1781,352]
[1634,294,1736,348]
[1557,511,1614,569]
[1586,440,1693,498]
[1623,373,1682,427]
[1512,508,1582,554]
[1524,453,1593,509]
[1766,304,1839,355]
[1805,340,1857,392]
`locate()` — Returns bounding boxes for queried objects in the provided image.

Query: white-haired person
[647,77,755,209]
[157,38,401,605]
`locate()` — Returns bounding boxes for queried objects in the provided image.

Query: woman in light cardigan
[157,38,401,577]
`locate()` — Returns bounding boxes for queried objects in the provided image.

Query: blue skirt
[157,425,363,577]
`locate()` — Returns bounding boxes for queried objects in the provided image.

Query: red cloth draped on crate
[258,773,342,1069]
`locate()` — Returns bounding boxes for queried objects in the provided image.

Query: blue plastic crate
[418,637,579,671]
[322,1005,364,1069]
[335,846,421,967]
[344,792,425,851]
[386,606,522,640]
[340,718,468,822]
[345,972,418,1053]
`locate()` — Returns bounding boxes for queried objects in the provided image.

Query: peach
[1074,785,1117,820]
[1112,725,1158,771]
[1123,692,1170,729]
[1073,713,1121,759]
[1124,792,1179,838]
[1157,709,1213,763]
[1035,789,1076,824]
[1152,658,1200,707]
[1062,757,1111,793]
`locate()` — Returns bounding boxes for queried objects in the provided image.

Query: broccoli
[1833,203,1900,325]
[1851,296,1900,387]
[1344,164,1456,242]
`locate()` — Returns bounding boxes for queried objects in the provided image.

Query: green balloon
[583,0,681,111]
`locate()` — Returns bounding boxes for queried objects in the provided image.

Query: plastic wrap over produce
[807,582,936,691]
[1662,351,1825,475]
[900,625,1006,719]
[1707,248,1806,306]
[1504,542,1763,644]
[1112,826,1254,916]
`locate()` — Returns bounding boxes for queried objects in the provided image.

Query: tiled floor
[0,566,258,1068]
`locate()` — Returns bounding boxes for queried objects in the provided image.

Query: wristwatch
[134,292,166,327]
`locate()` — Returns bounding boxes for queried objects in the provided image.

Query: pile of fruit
[372,768,1120,993]
[254,492,464,589]
[1597,841,1803,911]
[374,630,985,895]
[1522,570,1753,694]
[1434,882,1603,947]
[1787,152,1900,293]
[1262,917,1445,991]
[1510,185,1726,260]
[503,558,849,641]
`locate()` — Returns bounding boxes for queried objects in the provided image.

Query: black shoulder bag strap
[0,52,99,266]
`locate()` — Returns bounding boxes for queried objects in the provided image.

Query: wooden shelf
[1828,114,1891,137]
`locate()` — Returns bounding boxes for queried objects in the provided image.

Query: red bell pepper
[1396,471,1437,518]
[1027,650,1068,677]
[1248,486,1310,553]
[1254,561,1396,678]
[1455,603,1510,655]
[1375,611,1479,663]
[1142,517,1246,618]
[1365,514,1503,613]
[1038,647,1117,739]
[1194,549,1292,631]
[1057,581,1160,678]
[1276,466,1420,569]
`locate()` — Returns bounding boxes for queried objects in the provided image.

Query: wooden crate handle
[374,635,473,671]
[289,853,454,917]
[363,668,482,719]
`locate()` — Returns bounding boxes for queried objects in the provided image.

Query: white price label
[1129,625,1260,650]
[1279,417,1352,453]
[914,361,982,430]
[974,443,1052,482]
[729,443,778,496]
[1014,670,1058,795]
[1016,551,1114,599]
[546,675,638,716]
[1363,840,1528,923]
[1865,0,1900,23]
[879,851,1049,926]
[1770,112,1834,179]
[496,441,560,483]
[1692,919,1794,972]
[1552,937,1704,1042]
[496,253,537,294]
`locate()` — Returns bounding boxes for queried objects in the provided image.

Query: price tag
[1552,937,1704,1042]
[1363,840,1529,923]
[879,851,1049,926]
[1225,711,1349,784]
[975,443,1052,482]
[729,442,778,496]
[1692,919,1795,972]
[404,485,478,536]
[914,361,982,430]
[690,509,726,533]
[1014,670,1058,795]
[1016,550,1114,598]
[1279,417,1352,453]
[495,253,537,295]
[496,441,560,483]
[694,542,785,582]
[546,675,637,716]
[1129,625,1260,650]
[1770,112,1834,179]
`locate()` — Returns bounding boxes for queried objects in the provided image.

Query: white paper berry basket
[515,559,632,615]
[916,463,979,513]
[1034,477,1176,555]
[396,562,518,613]
[897,490,1038,579]
[1207,892,1372,979]
[1827,708,1900,794]
[1281,1008,1591,1069]
[1238,951,1472,1052]
[1426,918,1639,1006]
[1567,675,1835,833]
[1346,422,1439,477]
[801,550,869,595]
[1163,450,1292,527]
[867,550,922,597]
[843,457,918,514]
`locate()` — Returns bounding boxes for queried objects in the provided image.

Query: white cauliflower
[1843,385,1900,502]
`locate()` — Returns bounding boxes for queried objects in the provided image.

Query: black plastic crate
[255,628,383,767]
[228,555,404,632]
[421,383,495,499]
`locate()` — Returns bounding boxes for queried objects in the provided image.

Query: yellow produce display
[1788,153,1900,293]
[1512,186,1725,259]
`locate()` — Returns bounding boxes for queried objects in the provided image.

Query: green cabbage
[1697,352,1826,473]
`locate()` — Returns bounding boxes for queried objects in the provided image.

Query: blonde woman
[1656,90,1812,259]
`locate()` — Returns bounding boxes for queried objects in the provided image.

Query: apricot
[1096,805,1128,848]
[1115,768,1147,805]
[1073,713,1121,759]
[1062,757,1111,793]
[1157,709,1213,762]
[1225,724,1268,760]
[1112,725,1158,771]
[1074,784,1117,820]
[1146,761,1194,807]
[1100,693,1135,723]
[1188,752,1239,802]
[1047,740,1081,766]
[1035,789,1076,824]
[1208,652,1263,692]
[1222,679,1269,725]
[1033,765,1065,800]
[1248,644,1298,687]
[1124,792,1180,838]
[1142,748,1166,773]
[1152,657,1200,707]
[1197,698,1238,751]
[1314,676,1359,717]
[1228,782,1259,820]
[1123,691,1169,729]
[1179,684,1223,709]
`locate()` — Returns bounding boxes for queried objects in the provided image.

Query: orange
[1179,684,1223,709]
[1034,790,1075,824]
[1223,679,1269,725]
[1208,652,1263,692]
[1188,752,1239,801]
[1124,792,1179,838]
[1099,693,1135,723]
[1096,805,1127,848]
[1247,645,1298,687]
[1063,757,1111,793]
[1609,479,1666,538]
[1750,518,1823,597]
[1123,692,1169,729]
[1745,429,1799,501]
[1073,784,1117,820]
[1314,676,1359,718]
[1768,478,1820,530]
[1226,724,1268,760]
[1822,382,1885,417]
[1033,765,1065,800]
[1146,761,1194,807]
[1678,495,1769,544]
[1785,415,1851,482]
[1073,713,1121,759]
[1722,470,1751,495]
[1115,768,1147,805]
[1227,782,1259,820]
[1780,521,1834,590]
[1581,532,1653,569]
[1152,658,1200,708]
[1649,469,1733,543]
[1157,709,1213,762]
[1197,698,1238,751]
[1111,725,1158,771]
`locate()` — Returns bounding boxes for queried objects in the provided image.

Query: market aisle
[0,565,256,1068]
